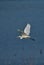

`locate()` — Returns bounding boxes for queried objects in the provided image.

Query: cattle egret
[17,24,35,41]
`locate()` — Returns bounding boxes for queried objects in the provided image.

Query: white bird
[17,24,35,41]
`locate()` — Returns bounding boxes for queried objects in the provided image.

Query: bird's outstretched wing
[17,29,23,33]
[24,24,31,35]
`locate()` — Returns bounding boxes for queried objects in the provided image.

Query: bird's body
[18,34,31,39]
[17,23,35,41]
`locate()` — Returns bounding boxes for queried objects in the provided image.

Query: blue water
[0,1,44,65]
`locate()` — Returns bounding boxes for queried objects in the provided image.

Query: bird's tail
[16,36,19,38]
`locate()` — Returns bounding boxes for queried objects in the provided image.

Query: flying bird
[17,24,35,41]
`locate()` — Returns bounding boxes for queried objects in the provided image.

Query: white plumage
[24,24,31,35]
[17,24,31,39]
[17,23,35,41]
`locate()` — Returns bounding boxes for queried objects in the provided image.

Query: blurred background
[0,0,44,65]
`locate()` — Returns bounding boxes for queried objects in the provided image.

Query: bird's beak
[30,37,36,41]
